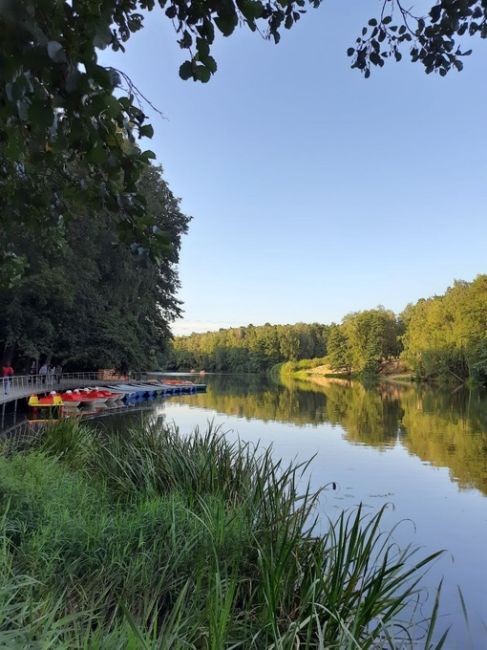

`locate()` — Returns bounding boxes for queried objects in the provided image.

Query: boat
[91,387,124,406]
[120,383,159,398]
[60,390,82,407]
[109,384,147,399]
[72,389,109,408]
[28,392,64,408]
[106,384,138,400]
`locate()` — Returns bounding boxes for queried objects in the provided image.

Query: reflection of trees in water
[174,374,329,426]
[173,375,487,495]
[401,388,487,494]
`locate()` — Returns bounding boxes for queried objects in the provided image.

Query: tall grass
[0,419,446,648]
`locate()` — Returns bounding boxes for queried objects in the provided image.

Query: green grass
[0,419,447,648]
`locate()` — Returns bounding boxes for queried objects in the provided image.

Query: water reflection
[171,375,487,496]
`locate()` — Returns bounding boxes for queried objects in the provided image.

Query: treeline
[172,276,487,384]
[0,165,190,372]
[401,276,487,383]
[169,323,329,373]
[328,276,487,383]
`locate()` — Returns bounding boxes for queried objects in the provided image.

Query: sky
[102,1,487,336]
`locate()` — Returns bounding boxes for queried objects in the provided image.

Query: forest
[170,323,329,373]
[171,275,487,384]
[0,164,189,372]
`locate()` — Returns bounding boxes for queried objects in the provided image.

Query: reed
[0,419,446,648]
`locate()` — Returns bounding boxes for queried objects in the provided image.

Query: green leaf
[179,61,193,80]
[195,65,211,82]
[237,0,264,21]
[140,150,156,162]
[215,15,237,36]
[139,124,154,138]
[178,30,192,48]
[196,38,210,59]
[205,56,217,74]
[430,5,442,22]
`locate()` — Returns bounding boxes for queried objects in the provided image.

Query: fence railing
[0,372,157,402]
[0,371,154,396]
[3,372,101,392]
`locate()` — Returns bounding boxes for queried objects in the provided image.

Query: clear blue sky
[102,1,487,335]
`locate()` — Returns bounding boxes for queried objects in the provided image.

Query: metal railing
[0,372,145,404]
[3,372,102,392]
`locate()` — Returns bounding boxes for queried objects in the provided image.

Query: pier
[0,372,206,429]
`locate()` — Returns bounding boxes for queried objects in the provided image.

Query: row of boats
[27,379,206,412]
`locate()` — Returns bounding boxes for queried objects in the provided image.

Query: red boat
[72,389,109,407]
[28,392,64,408]
[60,390,82,407]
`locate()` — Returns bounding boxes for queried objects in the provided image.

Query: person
[29,360,36,385]
[39,363,48,385]
[120,360,129,378]
[2,362,14,396]
[55,363,63,385]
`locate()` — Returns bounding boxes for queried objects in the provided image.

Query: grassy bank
[273,358,418,386]
[0,420,446,648]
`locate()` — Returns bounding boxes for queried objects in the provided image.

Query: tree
[327,325,352,374]
[0,163,190,370]
[401,276,487,383]
[1,0,484,281]
[341,308,401,374]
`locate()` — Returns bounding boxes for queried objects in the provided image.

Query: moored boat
[73,389,109,408]
[60,390,82,407]
[28,392,64,407]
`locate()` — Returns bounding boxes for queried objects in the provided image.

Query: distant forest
[170,275,487,384]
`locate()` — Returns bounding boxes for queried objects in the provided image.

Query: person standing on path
[2,363,14,395]
[39,363,48,385]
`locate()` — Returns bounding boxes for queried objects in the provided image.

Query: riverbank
[274,358,423,386]
[0,420,444,648]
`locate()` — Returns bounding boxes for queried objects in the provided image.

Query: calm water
[11,374,487,647]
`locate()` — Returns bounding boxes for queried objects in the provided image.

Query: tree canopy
[401,275,487,384]
[0,163,190,371]
[1,0,484,278]
[170,323,329,372]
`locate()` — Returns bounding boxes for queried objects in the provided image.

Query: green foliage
[0,0,323,271]
[326,308,402,376]
[278,356,328,375]
[1,0,484,277]
[349,0,481,78]
[170,323,329,372]
[0,164,190,370]
[401,276,487,383]
[327,325,353,374]
[0,420,446,647]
